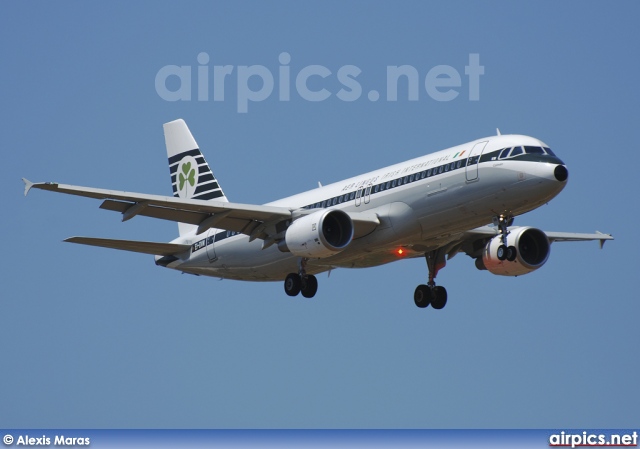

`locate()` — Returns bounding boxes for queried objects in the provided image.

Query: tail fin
[163,119,228,236]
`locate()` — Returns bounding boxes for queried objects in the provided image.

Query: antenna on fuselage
[496,128,501,136]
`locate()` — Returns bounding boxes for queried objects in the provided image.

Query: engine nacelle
[480,227,550,276]
[283,209,354,258]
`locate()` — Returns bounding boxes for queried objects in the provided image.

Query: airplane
[23,119,613,309]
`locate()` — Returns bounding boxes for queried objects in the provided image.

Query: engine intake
[480,227,550,276]
[283,209,354,258]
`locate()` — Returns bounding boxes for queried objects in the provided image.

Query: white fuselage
[167,134,567,281]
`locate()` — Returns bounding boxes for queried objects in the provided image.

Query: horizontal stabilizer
[64,237,191,256]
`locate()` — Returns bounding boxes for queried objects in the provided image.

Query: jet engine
[479,227,550,276]
[283,209,354,258]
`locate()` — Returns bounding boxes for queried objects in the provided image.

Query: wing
[455,225,614,259]
[542,231,614,247]
[462,225,613,243]
[23,179,380,242]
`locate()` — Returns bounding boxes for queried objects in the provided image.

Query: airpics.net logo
[155,52,484,113]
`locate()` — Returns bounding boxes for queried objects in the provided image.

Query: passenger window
[426,169,431,177]
[332,197,337,206]
[392,180,397,188]
[374,185,379,193]
[444,164,449,172]
[438,166,444,174]
[349,192,355,200]
[409,174,415,182]
[456,160,462,169]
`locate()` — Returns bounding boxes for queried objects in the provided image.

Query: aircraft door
[465,141,488,182]
[206,228,217,261]
[355,187,362,207]
[364,183,372,204]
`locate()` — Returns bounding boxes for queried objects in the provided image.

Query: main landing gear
[494,214,517,262]
[284,258,318,298]
[414,249,448,309]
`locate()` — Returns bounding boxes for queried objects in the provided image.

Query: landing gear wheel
[497,244,508,261]
[417,249,449,310]
[414,284,432,308]
[506,246,517,262]
[301,275,318,298]
[431,286,448,310]
[284,273,301,297]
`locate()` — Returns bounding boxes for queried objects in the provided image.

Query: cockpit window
[509,146,524,157]
[524,146,545,155]
[500,145,553,159]
[499,147,511,159]
[543,147,556,156]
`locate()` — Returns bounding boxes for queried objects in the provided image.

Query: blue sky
[2,1,638,428]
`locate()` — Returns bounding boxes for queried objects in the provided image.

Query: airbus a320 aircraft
[23,119,612,309]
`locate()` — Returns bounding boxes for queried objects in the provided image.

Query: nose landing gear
[494,214,517,262]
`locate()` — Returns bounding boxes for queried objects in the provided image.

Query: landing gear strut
[284,258,318,298]
[494,214,517,262]
[414,249,448,309]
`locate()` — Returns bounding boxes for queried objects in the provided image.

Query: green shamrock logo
[179,161,196,192]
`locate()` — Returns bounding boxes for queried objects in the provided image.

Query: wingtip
[595,231,613,249]
[22,178,34,196]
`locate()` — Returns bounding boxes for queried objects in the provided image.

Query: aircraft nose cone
[554,165,568,182]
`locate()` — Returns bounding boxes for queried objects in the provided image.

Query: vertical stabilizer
[163,119,228,236]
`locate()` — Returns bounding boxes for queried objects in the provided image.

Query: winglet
[596,231,612,249]
[22,178,34,196]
